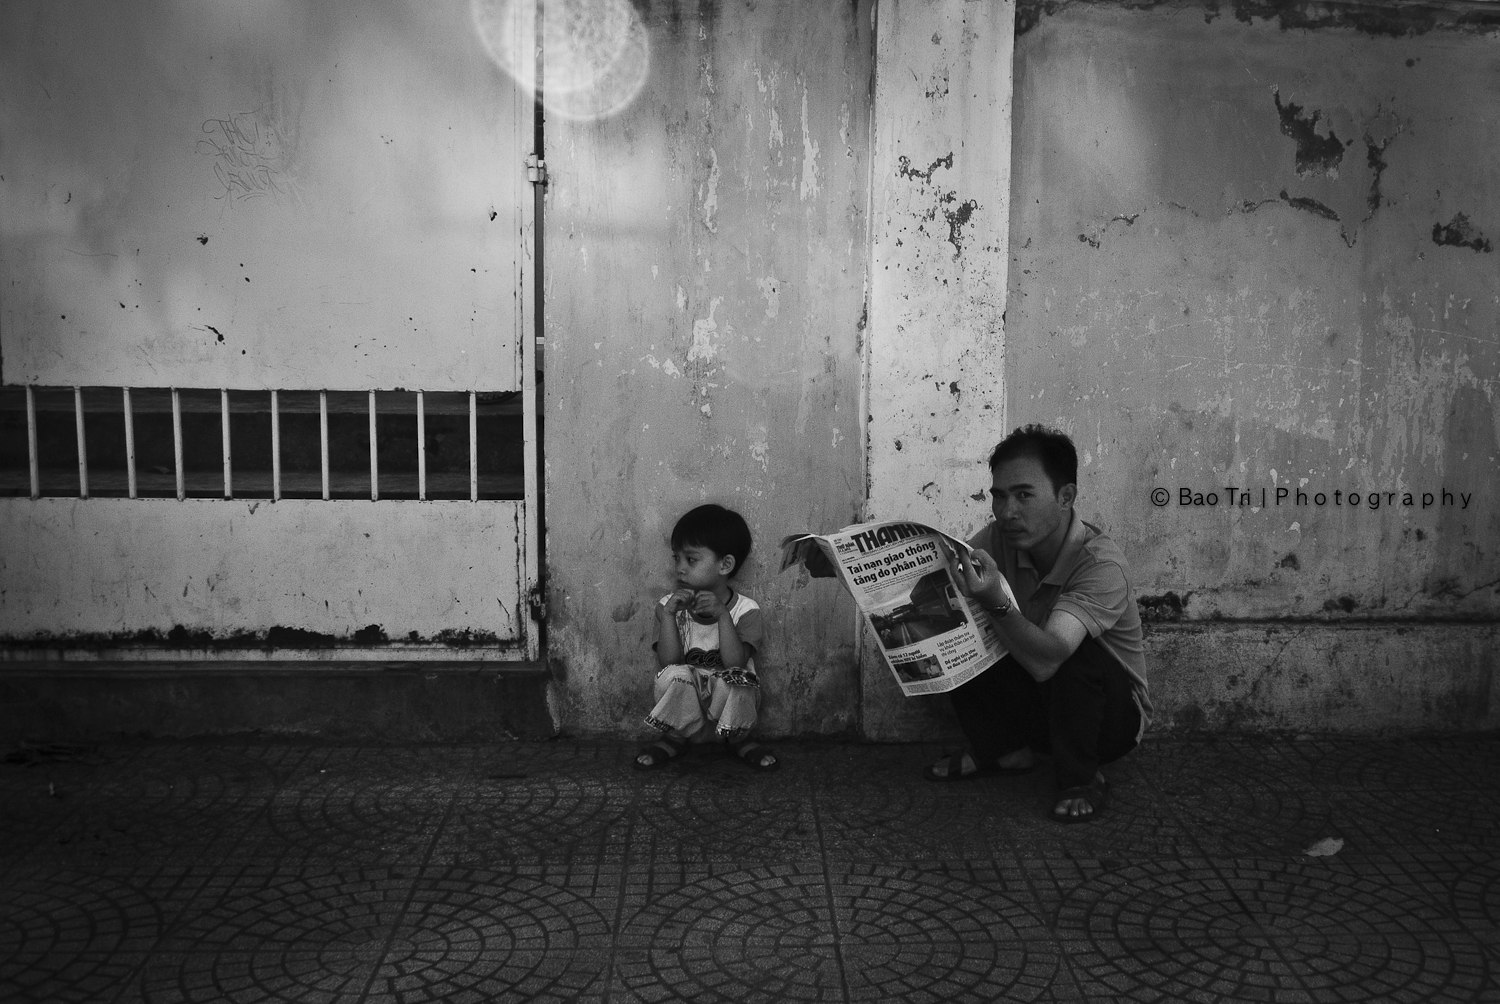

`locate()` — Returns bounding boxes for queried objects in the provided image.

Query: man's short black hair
[671,504,752,575]
[988,424,1078,495]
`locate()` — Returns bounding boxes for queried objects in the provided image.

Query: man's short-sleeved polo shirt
[968,513,1153,730]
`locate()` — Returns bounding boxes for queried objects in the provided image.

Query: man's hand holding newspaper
[945,541,1015,613]
[781,520,1016,697]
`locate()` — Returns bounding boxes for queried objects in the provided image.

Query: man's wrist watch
[986,595,1012,617]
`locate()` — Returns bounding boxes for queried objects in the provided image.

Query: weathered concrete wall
[543,0,873,737]
[862,0,1015,739]
[0,499,526,651]
[1,0,528,391]
[1010,0,1500,731]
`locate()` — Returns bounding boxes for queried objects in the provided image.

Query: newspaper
[779,520,1015,696]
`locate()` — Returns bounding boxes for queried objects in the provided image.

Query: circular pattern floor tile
[1058,860,1492,1003]
[149,870,607,1003]
[440,775,633,863]
[618,866,1053,1003]
[638,772,818,859]
[1162,778,1330,855]
[816,783,991,858]
[1451,858,1500,931]
[1334,785,1500,848]
[254,784,446,862]
[0,871,163,961]
[1308,741,1474,791]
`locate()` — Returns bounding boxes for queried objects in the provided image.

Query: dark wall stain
[1239,190,1354,245]
[1322,595,1359,613]
[1278,553,1301,570]
[897,152,953,182]
[1138,591,1187,621]
[944,198,978,255]
[1364,136,1391,215]
[266,626,339,647]
[1,625,500,649]
[350,624,388,644]
[432,628,502,647]
[1273,89,1344,176]
[1016,0,1500,37]
[1432,212,1493,252]
[1280,189,1338,222]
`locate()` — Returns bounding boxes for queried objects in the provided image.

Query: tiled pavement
[2,735,1498,1003]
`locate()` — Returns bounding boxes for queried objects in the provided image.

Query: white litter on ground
[1304,837,1345,857]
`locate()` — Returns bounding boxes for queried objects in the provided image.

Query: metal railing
[5,386,522,501]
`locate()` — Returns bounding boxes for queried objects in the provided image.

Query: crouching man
[928,425,1152,824]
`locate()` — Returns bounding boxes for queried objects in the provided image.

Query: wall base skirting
[5,623,1494,742]
[861,621,1499,740]
[0,662,555,742]
[1144,622,1499,734]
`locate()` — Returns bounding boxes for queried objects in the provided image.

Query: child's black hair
[671,504,752,576]
[988,424,1078,494]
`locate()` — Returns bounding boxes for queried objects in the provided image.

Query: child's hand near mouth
[689,589,729,623]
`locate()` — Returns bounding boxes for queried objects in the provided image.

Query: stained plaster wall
[861,0,1016,739]
[1008,0,1500,731]
[543,1,874,736]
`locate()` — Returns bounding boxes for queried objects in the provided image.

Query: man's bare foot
[924,747,1036,781]
[926,751,983,779]
[997,748,1035,771]
[1053,771,1108,822]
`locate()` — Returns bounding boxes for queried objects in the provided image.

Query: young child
[634,504,779,771]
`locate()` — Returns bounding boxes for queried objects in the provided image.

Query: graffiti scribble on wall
[196,105,301,205]
[472,0,649,121]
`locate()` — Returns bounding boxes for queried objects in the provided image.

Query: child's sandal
[731,740,780,772]
[634,737,687,770]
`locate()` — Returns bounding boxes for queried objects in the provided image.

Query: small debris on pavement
[1304,836,1345,857]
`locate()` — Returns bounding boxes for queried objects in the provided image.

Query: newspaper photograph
[779,520,1014,696]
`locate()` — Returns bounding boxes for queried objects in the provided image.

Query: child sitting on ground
[634,503,779,772]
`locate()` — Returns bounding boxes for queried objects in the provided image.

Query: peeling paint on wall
[864,0,1014,738]
[1009,4,1500,629]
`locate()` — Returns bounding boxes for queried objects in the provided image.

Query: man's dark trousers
[949,637,1140,789]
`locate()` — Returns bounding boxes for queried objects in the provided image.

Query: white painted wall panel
[0,499,524,645]
[0,0,527,391]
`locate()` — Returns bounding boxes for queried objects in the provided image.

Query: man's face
[989,455,1074,551]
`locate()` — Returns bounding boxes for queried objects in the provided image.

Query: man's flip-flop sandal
[731,740,780,772]
[633,737,687,770]
[923,751,1034,782]
[1052,777,1109,824]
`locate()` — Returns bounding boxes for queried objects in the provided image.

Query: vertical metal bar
[319,391,330,500]
[468,391,478,502]
[172,387,185,500]
[270,390,281,501]
[25,386,39,499]
[416,391,427,501]
[368,389,379,501]
[520,57,543,660]
[220,388,232,499]
[74,386,88,498]
[123,387,137,498]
